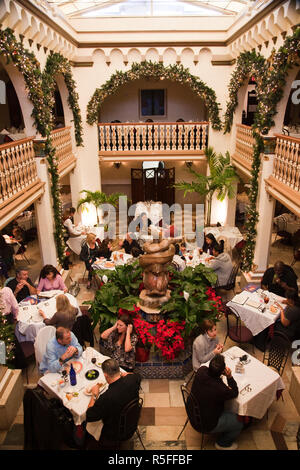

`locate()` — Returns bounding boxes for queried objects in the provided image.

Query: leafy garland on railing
[224,28,300,271]
[0,28,82,263]
[43,52,83,146]
[87,60,222,130]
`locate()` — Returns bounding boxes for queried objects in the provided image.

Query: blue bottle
[69,363,77,386]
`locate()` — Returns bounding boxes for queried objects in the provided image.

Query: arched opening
[53,82,65,129]
[241,76,258,127]
[0,62,25,143]
[283,69,300,134]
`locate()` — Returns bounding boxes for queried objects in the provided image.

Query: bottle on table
[69,363,77,386]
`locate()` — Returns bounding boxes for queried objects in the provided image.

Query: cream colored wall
[100,79,207,122]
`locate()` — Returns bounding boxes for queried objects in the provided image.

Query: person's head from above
[274,260,285,276]
[56,327,72,346]
[56,294,73,314]
[208,354,226,378]
[126,232,133,242]
[285,288,300,307]
[176,118,185,122]
[102,358,121,383]
[116,314,135,335]
[212,243,222,257]
[180,242,186,252]
[205,233,217,246]
[86,233,97,245]
[140,212,148,224]
[69,207,76,216]
[40,264,60,280]
[131,246,141,258]
[62,208,71,221]
[145,118,153,122]
[16,268,29,282]
[201,319,217,338]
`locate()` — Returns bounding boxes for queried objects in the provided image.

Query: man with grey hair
[39,327,82,374]
[7,267,37,302]
[85,358,141,448]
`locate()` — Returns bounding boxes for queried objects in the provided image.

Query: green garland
[0,28,82,263]
[87,61,222,130]
[224,28,300,271]
[0,294,15,367]
[44,52,83,146]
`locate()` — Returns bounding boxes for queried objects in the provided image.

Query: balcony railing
[272,134,300,191]
[51,126,76,175]
[0,137,44,223]
[232,124,255,172]
[98,122,209,156]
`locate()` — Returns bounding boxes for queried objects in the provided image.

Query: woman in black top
[274,289,300,340]
[202,233,218,255]
[80,233,101,289]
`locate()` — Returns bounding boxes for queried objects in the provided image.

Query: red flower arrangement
[205,287,225,318]
[153,320,185,361]
[118,305,141,318]
[133,317,154,348]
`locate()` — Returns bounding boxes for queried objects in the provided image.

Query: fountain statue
[138,237,181,316]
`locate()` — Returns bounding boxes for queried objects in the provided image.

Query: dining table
[38,347,123,441]
[204,226,244,250]
[204,345,285,420]
[16,291,82,342]
[226,288,284,336]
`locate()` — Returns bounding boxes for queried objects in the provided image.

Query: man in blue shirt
[39,327,83,374]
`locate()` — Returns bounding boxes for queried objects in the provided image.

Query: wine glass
[91,357,97,366]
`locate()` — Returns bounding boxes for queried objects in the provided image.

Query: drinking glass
[91,357,97,365]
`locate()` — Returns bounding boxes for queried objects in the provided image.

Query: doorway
[131,167,175,205]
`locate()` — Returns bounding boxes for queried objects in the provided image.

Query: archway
[87,61,222,130]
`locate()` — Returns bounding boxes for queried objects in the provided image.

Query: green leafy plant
[174,146,239,225]
[77,190,124,226]
[85,261,142,330]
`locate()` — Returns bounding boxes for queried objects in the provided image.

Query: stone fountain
[137,237,180,320]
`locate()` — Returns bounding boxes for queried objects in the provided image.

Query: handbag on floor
[68,276,80,297]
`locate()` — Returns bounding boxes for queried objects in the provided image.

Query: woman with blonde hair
[39,294,79,329]
[80,233,101,289]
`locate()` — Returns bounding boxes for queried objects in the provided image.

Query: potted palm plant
[174,147,239,226]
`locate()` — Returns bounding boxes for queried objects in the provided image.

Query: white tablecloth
[16,292,81,342]
[16,212,36,231]
[3,235,20,254]
[38,347,120,440]
[205,346,285,419]
[204,226,244,250]
[227,289,284,336]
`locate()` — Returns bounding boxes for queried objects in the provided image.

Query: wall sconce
[114,162,121,169]
[185,161,193,168]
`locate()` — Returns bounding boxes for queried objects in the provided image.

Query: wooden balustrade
[0,137,40,206]
[232,124,255,171]
[50,126,76,175]
[272,134,300,192]
[98,122,209,154]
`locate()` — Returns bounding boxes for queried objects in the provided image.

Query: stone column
[244,140,276,282]
[34,157,58,266]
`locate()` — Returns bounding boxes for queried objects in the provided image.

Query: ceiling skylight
[47,0,255,18]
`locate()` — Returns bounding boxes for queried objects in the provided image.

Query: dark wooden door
[131,167,175,205]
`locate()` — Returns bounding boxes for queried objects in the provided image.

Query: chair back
[117,397,143,441]
[225,263,240,290]
[72,315,94,347]
[34,326,56,365]
[4,276,15,287]
[181,384,206,433]
[263,331,291,376]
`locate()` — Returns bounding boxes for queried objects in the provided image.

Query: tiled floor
[1,234,300,450]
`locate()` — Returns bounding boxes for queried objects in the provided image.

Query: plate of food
[84,382,106,396]
[72,361,83,373]
[65,391,80,401]
[103,261,115,269]
[85,369,100,380]
[269,304,279,314]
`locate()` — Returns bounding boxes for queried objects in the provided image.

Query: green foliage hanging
[225,27,300,272]
[0,28,83,264]
[87,61,222,130]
